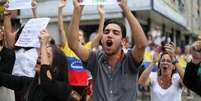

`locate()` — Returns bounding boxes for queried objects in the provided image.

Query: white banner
[80,0,119,5]
[15,18,50,48]
[8,0,32,10]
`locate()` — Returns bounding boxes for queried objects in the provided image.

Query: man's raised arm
[119,0,148,63]
[66,0,89,62]
[90,5,105,48]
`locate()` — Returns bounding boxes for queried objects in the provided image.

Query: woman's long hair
[50,39,68,82]
[24,39,69,101]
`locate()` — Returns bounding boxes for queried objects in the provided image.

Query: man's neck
[106,50,123,70]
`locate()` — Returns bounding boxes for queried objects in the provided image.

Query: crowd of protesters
[0,0,200,101]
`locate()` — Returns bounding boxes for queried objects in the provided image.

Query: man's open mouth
[106,40,113,47]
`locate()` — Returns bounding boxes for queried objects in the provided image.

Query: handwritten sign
[15,18,50,48]
[80,0,119,5]
[7,0,32,10]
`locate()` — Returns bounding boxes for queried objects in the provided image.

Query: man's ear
[121,38,126,47]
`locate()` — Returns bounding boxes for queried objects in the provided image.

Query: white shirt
[12,48,38,77]
[150,72,183,101]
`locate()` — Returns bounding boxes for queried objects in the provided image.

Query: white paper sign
[15,18,50,48]
[7,0,32,10]
[80,0,119,5]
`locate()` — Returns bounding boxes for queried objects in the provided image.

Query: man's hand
[59,0,67,8]
[98,5,105,18]
[119,0,128,9]
[73,0,84,12]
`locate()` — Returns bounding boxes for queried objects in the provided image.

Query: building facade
[19,0,200,46]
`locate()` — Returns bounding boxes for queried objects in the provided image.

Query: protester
[3,1,40,101]
[4,0,38,48]
[138,42,184,101]
[0,30,79,101]
[0,21,15,101]
[183,40,201,96]
[66,0,147,100]
[4,0,39,78]
[58,0,104,100]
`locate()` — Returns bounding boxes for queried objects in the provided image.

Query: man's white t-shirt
[150,72,183,101]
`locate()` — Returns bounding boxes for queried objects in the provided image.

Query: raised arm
[119,0,148,63]
[3,10,16,48]
[66,0,89,61]
[90,5,104,48]
[3,0,38,48]
[32,0,38,18]
[58,0,67,47]
[39,30,50,66]
[34,29,52,79]
[39,30,81,100]
[138,52,159,86]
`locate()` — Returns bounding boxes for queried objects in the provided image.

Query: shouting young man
[67,0,148,100]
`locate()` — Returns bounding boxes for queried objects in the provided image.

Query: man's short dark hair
[104,19,127,38]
